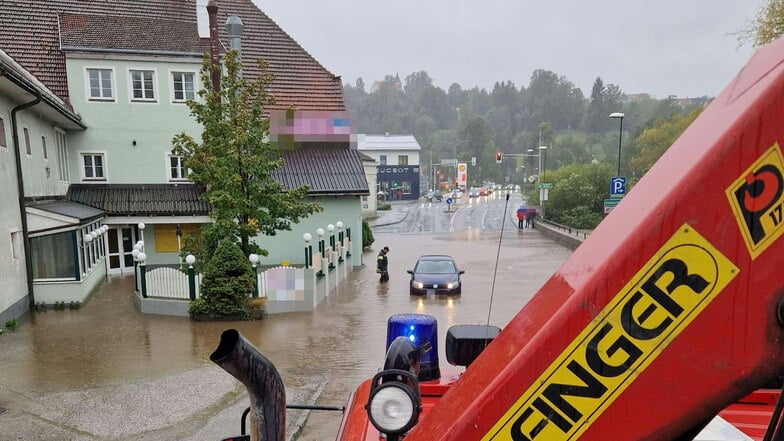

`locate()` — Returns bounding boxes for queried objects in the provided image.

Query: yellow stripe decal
[482,224,738,441]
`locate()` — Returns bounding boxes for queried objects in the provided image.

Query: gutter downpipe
[11,90,42,310]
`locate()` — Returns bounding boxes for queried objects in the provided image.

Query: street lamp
[302,233,312,269]
[538,146,548,182]
[539,145,548,220]
[610,112,625,177]
[249,253,259,297]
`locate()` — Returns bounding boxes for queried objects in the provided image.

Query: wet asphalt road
[0,194,573,440]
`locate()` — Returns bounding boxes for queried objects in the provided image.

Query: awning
[26,200,105,235]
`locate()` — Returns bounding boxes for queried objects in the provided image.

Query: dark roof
[67,184,211,216]
[274,148,369,196]
[26,200,104,222]
[59,13,204,54]
[66,150,368,215]
[0,0,345,111]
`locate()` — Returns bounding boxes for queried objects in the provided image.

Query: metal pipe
[11,91,42,310]
[211,329,286,441]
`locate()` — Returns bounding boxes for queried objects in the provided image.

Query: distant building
[357,134,421,201]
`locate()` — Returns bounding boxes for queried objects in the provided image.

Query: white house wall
[0,95,27,321]
[256,196,364,268]
[65,55,203,184]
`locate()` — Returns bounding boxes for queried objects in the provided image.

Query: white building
[357,134,421,202]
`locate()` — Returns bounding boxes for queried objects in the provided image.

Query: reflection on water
[0,229,572,439]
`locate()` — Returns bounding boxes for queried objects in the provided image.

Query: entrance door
[107,227,136,274]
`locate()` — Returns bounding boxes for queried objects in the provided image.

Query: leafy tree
[459,116,492,160]
[629,108,702,177]
[190,239,256,318]
[527,162,613,229]
[172,50,321,261]
[738,0,784,48]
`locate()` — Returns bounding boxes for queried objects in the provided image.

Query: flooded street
[0,219,572,440]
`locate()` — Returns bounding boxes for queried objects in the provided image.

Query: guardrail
[540,218,591,240]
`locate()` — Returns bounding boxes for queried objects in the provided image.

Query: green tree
[738,0,784,48]
[527,163,613,229]
[172,51,321,261]
[629,108,702,177]
[190,240,255,318]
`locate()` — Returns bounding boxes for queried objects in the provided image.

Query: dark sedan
[407,255,465,296]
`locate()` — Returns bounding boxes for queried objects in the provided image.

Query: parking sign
[610,177,626,198]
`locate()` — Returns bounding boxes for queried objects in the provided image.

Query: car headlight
[367,381,420,435]
[413,281,424,289]
[447,281,459,289]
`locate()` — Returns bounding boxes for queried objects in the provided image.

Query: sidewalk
[369,200,413,227]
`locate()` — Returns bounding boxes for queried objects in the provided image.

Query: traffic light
[496,152,503,163]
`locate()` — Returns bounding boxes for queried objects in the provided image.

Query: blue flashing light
[386,314,440,381]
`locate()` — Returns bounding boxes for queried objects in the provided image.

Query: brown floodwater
[0,227,572,439]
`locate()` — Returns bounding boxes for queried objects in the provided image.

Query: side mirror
[407,270,413,274]
[458,270,465,275]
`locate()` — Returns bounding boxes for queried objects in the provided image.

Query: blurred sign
[446,197,453,205]
[538,183,553,189]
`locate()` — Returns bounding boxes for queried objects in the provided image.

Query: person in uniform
[377,246,390,282]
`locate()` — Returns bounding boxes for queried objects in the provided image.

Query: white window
[379,155,387,166]
[11,230,22,260]
[168,154,188,181]
[23,127,30,155]
[171,72,195,102]
[81,153,106,181]
[130,69,156,101]
[87,68,114,100]
[56,130,68,181]
[0,116,6,148]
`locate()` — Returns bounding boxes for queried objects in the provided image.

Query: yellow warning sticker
[482,224,738,441]
[726,143,784,259]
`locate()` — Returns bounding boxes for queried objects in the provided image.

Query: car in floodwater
[407,255,465,296]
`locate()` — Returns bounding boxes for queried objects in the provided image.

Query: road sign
[610,177,626,198]
[604,198,621,207]
[528,175,538,183]
[445,197,453,205]
[538,183,553,189]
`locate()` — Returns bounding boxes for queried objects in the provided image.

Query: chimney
[226,16,244,78]
[207,0,221,92]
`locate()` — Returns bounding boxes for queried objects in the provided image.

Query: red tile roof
[0,0,345,112]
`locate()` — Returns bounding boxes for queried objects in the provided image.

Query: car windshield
[416,260,456,274]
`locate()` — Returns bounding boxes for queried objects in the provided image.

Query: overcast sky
[254,1,764,99]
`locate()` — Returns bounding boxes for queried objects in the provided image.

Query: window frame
[128,68,158,102]
[41,135,48,160]
[167,153,189,182]
[23,127,31,156]
[169,70,197,103]
[85,67,115,101]
[55,129,69,182]
[0,116,7,149]
[398,155,409,166]
[80,151,107,181]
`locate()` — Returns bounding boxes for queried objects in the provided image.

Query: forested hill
[343,70,707,185]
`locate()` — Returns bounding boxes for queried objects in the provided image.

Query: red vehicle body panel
[337,38,784,441]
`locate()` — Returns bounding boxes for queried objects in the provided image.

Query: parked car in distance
[407,255,465,295]
[469,188,479,197]
[425,191,443,202]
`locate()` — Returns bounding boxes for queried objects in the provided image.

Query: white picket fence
[141,239,351,306]
[143,267,202,299]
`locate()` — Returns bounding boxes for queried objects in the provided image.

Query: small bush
[377,202,391,211]
[193,240,256,319]
[4,319,17,332]
[362,219,375,249]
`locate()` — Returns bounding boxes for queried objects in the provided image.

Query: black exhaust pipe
[211,329,286,441]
